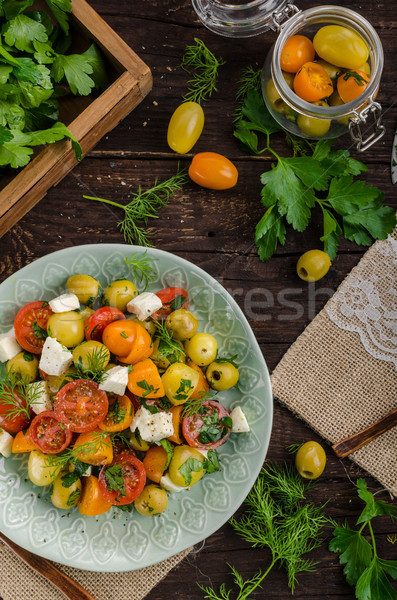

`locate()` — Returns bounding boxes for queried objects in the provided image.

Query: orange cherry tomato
[294,62,334,102]
[337,69,370,103]
[186,359,209,400]
[167,405,184,444]
[98,395,134,433]
[73,429,113,465]
[102,320,153,364]
[78,475,113,516]
[280,35,315,74]
[127,358,165,399]
[12,428,37,453]
[188,152,238,190]
[143,445,168,483]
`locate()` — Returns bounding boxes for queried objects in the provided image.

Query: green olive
[161,363,199,405]
[66,274,101,306]
[265,77,297,120]
[184,333,218,367]
[127,316,157,337]
[72,340,110,371]
[134,484,168,516]
[47,311,85,347]
[295,441,326,479]
[51,472,82,509]
[45,367,77,393]
[168,445,205,487]
[297,101,331,137]
[76,305,94,323]
[206,360,239,391]
[151,338,185,371]
[103,279,138,312]
[6,351,39,382]
[129,431,150,452]
[297,250,331,282]
[28,450,62,486]
[165,309,199,341]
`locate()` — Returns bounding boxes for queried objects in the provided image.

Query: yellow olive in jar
[297,101,331,138]
[295,441,326,479]
[165,309,199,341]
[47,311,85,347]
[134,484,168,516]
[103,280,138,312]
[7,351,39,382]
[297,250,331,282]
[66,274,101,306]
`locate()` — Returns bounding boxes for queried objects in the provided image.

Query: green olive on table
[47,311,85,347]
[184,332,218,367]
[296,250,331,282]
[66,274,102,306]
[166,309,199,341]
[7,351,39,382]
[206,360,239,391]
[102,279,138,312]
[295,441,326,479]
[134,484,168,516]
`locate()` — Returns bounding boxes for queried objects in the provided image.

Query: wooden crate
[0,0,152,237]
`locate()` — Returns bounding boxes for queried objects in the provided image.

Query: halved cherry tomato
[98,453,146,505]
[0,388,30,434]
[30,410,73,454]
[280,35,315,73]
[152,287,189,321]
[127,359,165,399]
[54,379,108,433]
[189,152,238,190]
[102,320,152,364]
[84,307,125,342]
[182,400,231,450]
[167,102,204,154]
[78,475,113,516]
[293,62,334,102]
[143,445,168,483]
[337,69,370,103]
[73,429,113,465]
[98,395,134,432]
[12,427,37,453]
[14,301,53,354]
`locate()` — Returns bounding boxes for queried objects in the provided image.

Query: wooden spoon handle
[0,531,97,600]
[332,407,397,458]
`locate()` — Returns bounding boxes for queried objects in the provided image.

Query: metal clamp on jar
[192,1,385,151]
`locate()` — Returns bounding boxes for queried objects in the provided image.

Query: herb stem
[82,195,125,210]
[367,520,378,558]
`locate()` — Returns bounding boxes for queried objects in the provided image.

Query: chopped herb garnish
[159,439,174,471]
[104,464,126,497]
[178,457,204,486]
[66,489,81,506]
[32,320,48,340]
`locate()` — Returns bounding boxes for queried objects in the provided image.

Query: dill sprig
[0,371,42,421]
[234,65,262,123]
[125,251,158,292]
[181,38,225,104]
[83,169,188,247]
[45,431,113,477]
[153,320,186,360]
[200,463,330,599]
[182,390,216,418]
[286,442,305,455]
[67,346,109,384]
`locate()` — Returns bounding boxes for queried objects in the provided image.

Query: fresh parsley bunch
[329,479,397,600]
[234,89,396,261]
[0,0,107,170]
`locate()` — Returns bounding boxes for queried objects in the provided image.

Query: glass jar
[262,6,385,151]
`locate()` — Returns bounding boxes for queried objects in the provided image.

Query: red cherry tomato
[0,388,30,434]
[152,287,189,321]
[84,307,125,341]
[293,62,334,102]
[14,301,53,354]
[188,152,238,190]
[98,453,146,505]
[280,35,315,73]
[182,400,231,450]
[30,410,73,454]
[54,379,108,433]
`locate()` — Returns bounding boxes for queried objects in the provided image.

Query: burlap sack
[0,544,192,600]
[271,232,397,496]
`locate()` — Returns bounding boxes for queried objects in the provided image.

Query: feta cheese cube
[230,406,250,433]
[39,337,73,377]
[130,407,174,443]
[28,381,52,415]
[0,429,13,457]
[0,329,22,362]
[160,473,189,493]
[49,293,80,313]
[126,292,163,321]
[99,366,129,396]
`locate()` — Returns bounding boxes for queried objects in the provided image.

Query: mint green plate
[0,244,272,571]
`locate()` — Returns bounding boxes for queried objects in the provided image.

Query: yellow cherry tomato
[296,250,331,282]
[167,102,204,154]
[313,25,369,70]
[295,441,326,479]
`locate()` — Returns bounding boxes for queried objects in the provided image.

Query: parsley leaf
[45,0,71,35]
[61,460,90,487]
[104,464,126,497]
[329,527,373,585]
[159,439,174,471]
[178,457,204,486]
[355,479,397,524]
[203,449,220,473]
[51,53,95,96]
[4,14,48,53]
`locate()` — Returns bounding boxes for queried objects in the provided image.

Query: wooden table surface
[1,0,396,598]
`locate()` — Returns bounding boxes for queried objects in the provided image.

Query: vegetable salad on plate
[0,261,249,518]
